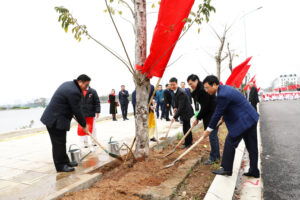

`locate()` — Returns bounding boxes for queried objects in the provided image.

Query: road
[260,100,300,199]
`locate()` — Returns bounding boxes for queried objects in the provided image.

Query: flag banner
[136,0,195,78]
[226,57,252,86]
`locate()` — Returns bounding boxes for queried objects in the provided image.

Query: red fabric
[257,87,261,93]
[243,75,256,91]
[220,81,224,85]
[234,65,251,88]
[226,57,252,87]
[136,0,195,78]
[83,90,88,97]
[77,117,94,136]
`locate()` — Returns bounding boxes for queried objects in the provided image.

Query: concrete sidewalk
[0,115,181,200]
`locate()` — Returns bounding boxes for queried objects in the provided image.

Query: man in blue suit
[202,75,260,178]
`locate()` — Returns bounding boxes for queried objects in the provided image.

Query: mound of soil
[61,125,228,200]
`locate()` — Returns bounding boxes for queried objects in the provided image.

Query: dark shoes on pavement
[243,171,260,178]
[57,165,75,172]
[67,162,78,167]
[213,167,232,176]
[150,137,157,142]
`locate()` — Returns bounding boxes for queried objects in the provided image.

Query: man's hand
[96,113,100,118]
[173,108,177,114]
[193,119,199,127]
[220,116,224,123]
[166,104,169,107]
[203,130,211,138]
[83,126,89,134]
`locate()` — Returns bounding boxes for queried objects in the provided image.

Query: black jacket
[164,89,172,106]
[119,90,129,105]
[173,88,194,121]
[191,81,216,129]
[41,80,86,131]
[81,87,101,117]
[249,86,259,105]
[132,90,136,105]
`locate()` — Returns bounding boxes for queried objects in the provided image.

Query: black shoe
[213,167,232,176]
[204,159,220,165]
[125,118,129,120]
[67,162,78,167]
[175,119,179,122]
[113,119,117,121]
[166,119,170,121]
[181,144,192,149]
[243,172,260,178]
[150,137,157,142]
[57,165,75,172]
[123,119,126,121]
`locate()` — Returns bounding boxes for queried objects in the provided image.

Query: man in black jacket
[188,74,220,164]
[41,74,90,172]
[249,83,259,110]
[119,85,129,121]
[163,84,172,121]
[79,86,101,147]
[170,77,194,147]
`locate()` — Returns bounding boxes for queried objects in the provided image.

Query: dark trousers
[132,104,136,116]
[164,104,170,120]
[46,126,70,171]
[251,102,257,111]
[121,103,128,119]
[183,119,193,146]
[209,127,220,161]
[221,123,259,175]
[156,101,165,118]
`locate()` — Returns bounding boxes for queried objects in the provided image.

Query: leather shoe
[243,172,260,178]
[67,162,78,167]
[212,167,232,176]
[204,159,219,165]
[57,165,75,172]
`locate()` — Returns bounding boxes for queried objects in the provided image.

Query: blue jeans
[209,127,220,161]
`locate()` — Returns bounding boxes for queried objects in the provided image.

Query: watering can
[68,144,81,164]
[108,137,128,155]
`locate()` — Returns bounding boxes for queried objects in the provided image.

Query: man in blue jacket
[155,85,165,119]
[202,75,260,178]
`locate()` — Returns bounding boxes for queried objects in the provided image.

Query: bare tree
[227,42,238,72]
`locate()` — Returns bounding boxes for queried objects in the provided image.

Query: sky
[0,0,300,105]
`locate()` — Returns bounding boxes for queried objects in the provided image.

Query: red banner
[136,0,195,78]
[226,57,252,87]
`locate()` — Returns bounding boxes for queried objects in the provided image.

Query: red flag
[233,65,251,88]
[220,81,224,85]
[136,0,195,78]
[257,87,261,92]
[226,57,252,86]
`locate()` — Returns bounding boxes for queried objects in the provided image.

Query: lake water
[0,103,133,133]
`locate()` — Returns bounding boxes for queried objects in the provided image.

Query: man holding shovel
[41,74,90,172]
[202,75,260,178]
[187,74,220,165]
[169,77,194,148]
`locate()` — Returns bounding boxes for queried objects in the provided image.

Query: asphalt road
[260,100,300,200]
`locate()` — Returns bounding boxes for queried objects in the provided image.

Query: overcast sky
[0,0,299,105]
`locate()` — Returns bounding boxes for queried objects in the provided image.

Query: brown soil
[61,125,228,200]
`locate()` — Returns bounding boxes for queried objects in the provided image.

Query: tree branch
[104,0,135,72]
[119,0,135,17]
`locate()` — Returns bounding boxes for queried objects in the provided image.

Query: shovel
[73,117,123,161]
[163,121,223,169]
[164,124,196,158]
[164,120,174,138]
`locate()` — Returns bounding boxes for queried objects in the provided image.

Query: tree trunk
[134,0,149,159]
[216,60,221,80]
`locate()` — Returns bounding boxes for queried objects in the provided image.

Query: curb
[44,173,102,200]
[204,141,245,200]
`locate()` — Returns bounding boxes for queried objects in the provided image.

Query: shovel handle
[165,120,174,137]
[175,125,195,149]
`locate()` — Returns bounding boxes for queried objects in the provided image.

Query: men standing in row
[249,82,259,111]
[164,84,173,121]
[170,77,194,148]
[202,75,260,178]
[41,74,90,172]
[119,85,129,121]
[188,74,220,165]
[77,86,101,148]
[155,85,165,119]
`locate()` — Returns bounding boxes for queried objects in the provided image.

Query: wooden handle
[174,136,204,163]
[175,125,195,148]
[165,120,174,137]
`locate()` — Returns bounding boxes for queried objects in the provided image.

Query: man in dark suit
[119,85,129,121]
[163,84,172,121]
[202,75,260,178]
[187,74,220,165]
[41,74,90,172]
[170,77,194,148]
[249,82,259,110]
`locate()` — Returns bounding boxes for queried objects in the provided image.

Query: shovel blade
[164,149,176,158]
[163,162,175,169]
